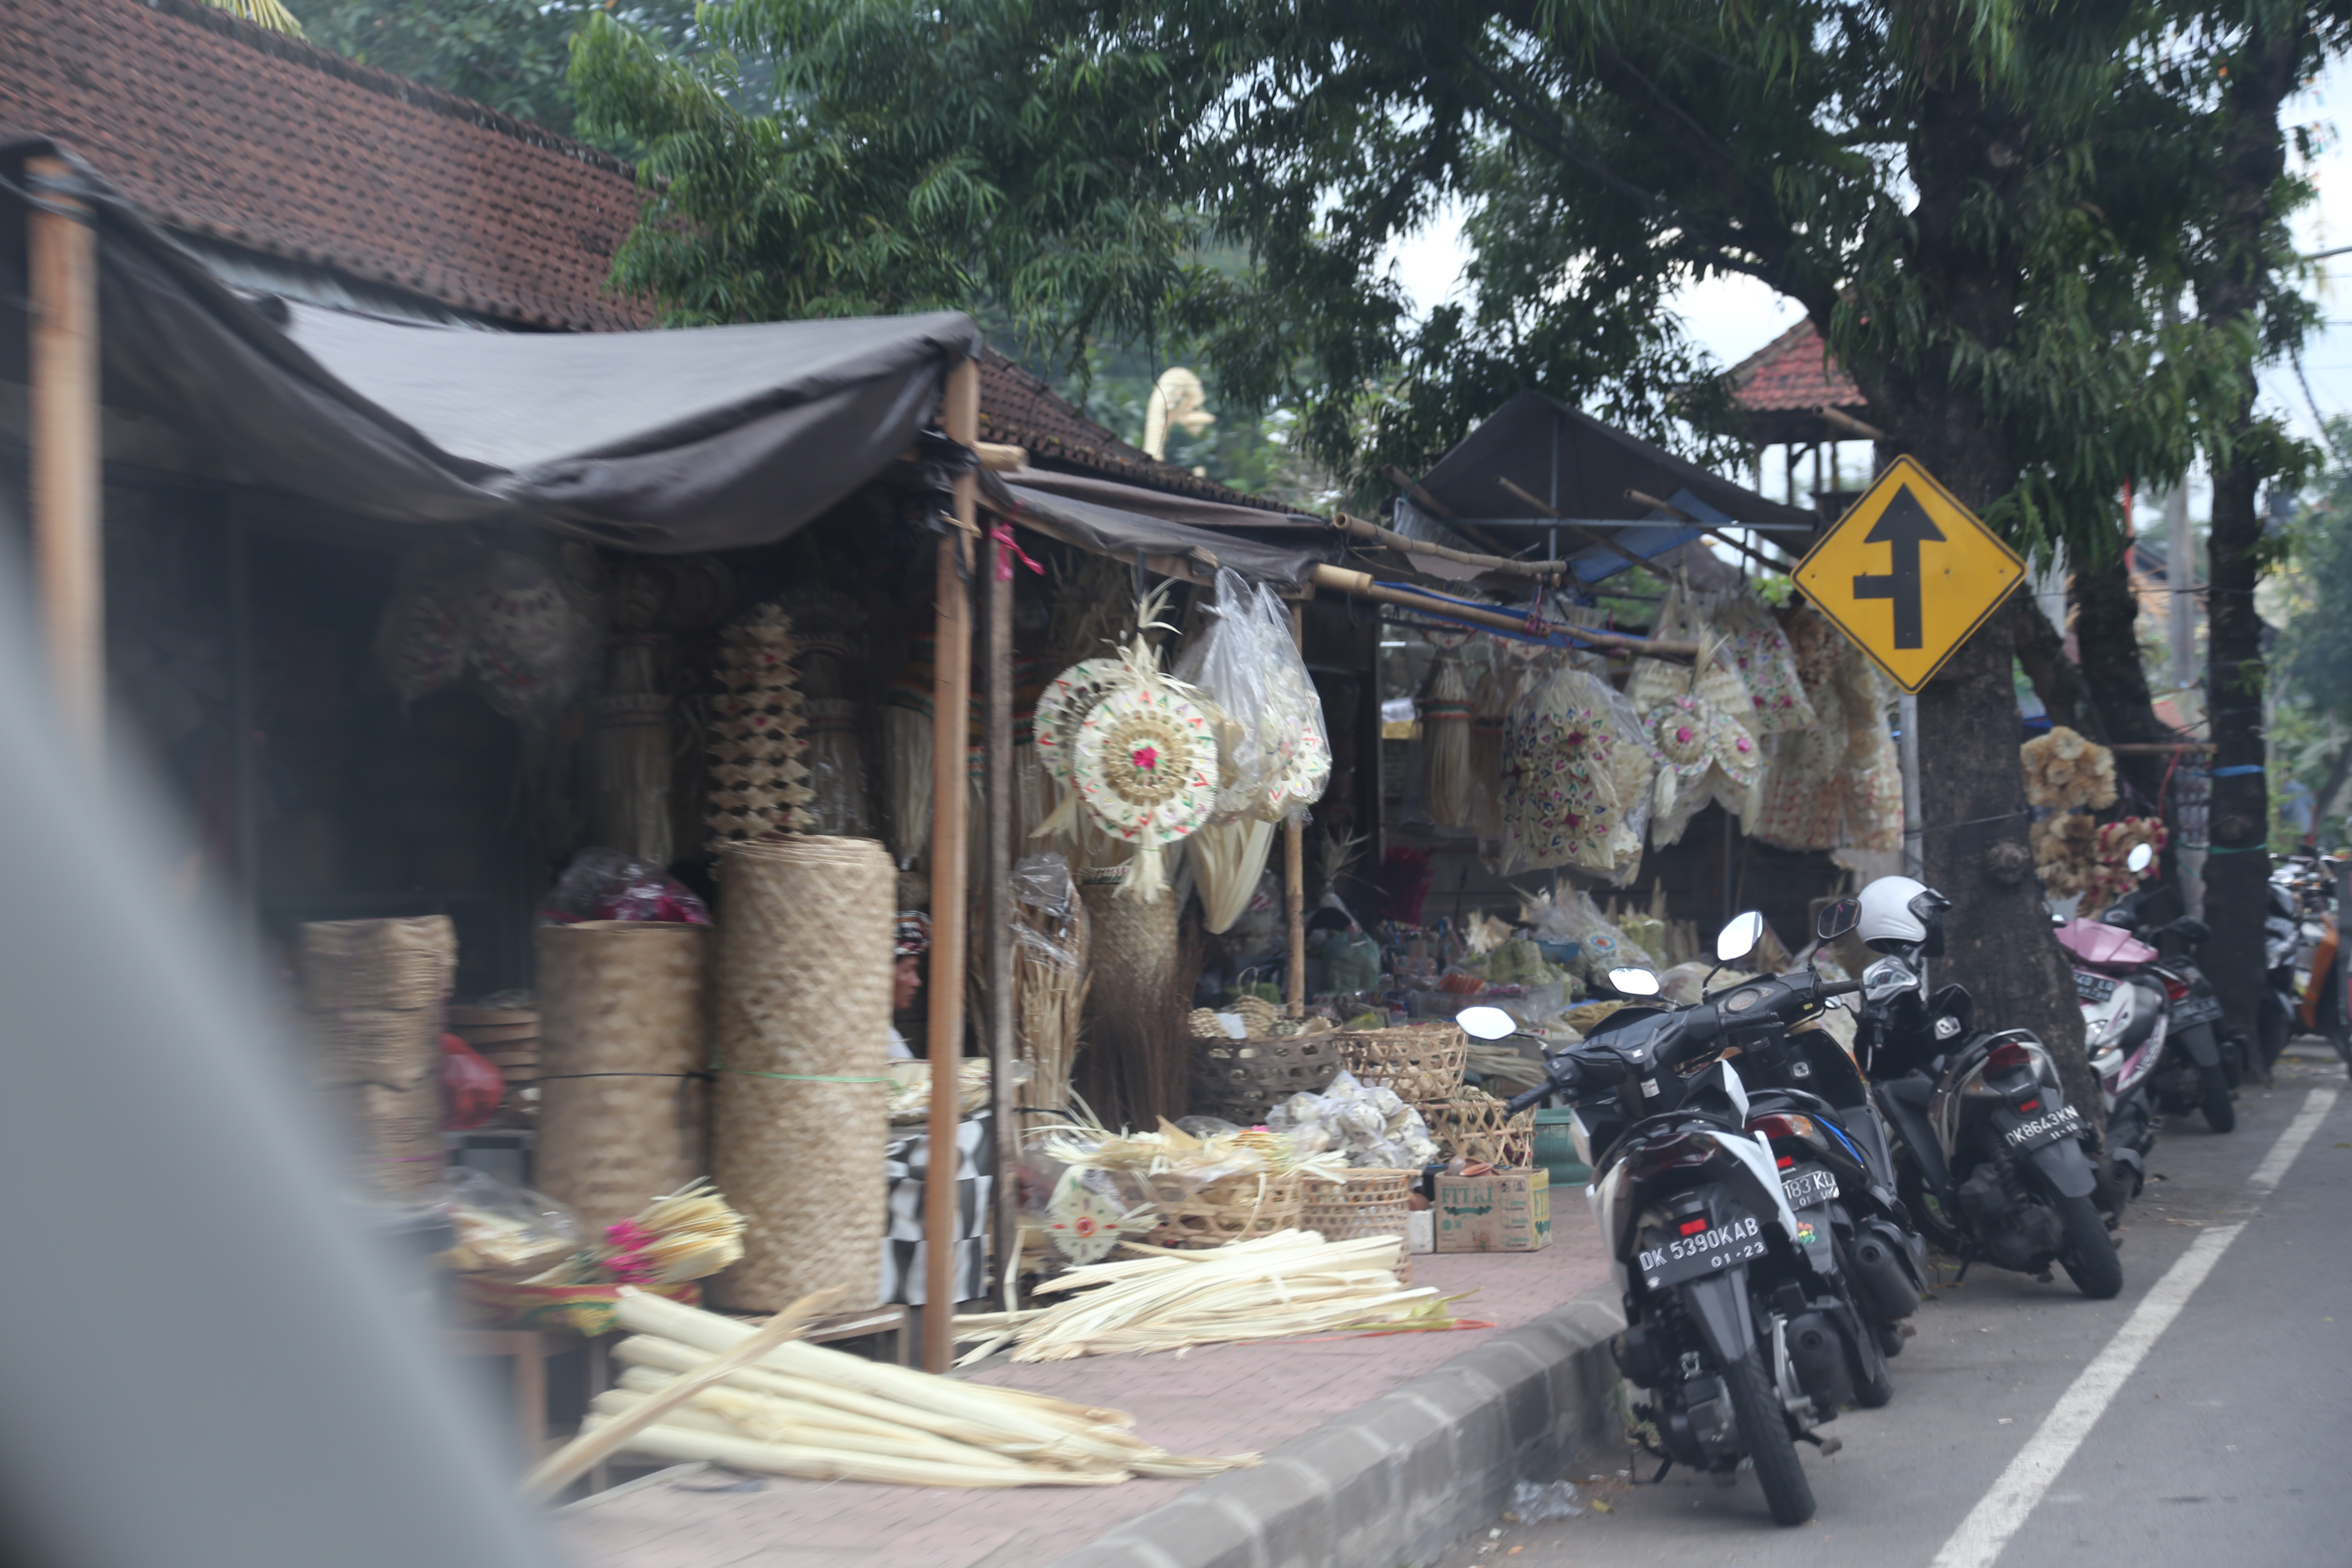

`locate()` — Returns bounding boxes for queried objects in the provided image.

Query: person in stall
[887,911,929,1059]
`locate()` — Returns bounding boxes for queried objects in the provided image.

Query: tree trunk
[2193,16,2302,1046]
[2009,594,2100,740]
[2070,543,2187,910]
[1916,619,2098,1119]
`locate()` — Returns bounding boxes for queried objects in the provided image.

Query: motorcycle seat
[1877,1075,1936,1110]
[2055,918,2157,971]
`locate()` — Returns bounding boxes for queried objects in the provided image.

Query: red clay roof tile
[1728,318,1867,413]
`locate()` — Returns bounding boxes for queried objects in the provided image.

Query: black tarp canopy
[1401,389,1818,583]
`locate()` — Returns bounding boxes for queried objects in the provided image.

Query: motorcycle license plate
[1637,1215,1769,1289]
[2175,993,2225,1027]
[2075,972,2117,1004]
[1782,1167,1838,1209]
[2002,1103,2086,1154]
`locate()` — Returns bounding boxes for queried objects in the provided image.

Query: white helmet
[1856,876,1952,954]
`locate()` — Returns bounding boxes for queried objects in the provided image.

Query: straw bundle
[1191,817,1277,934]
[954,1230,1443,1363]
[1420,650,1475,830]
[534,922,711,1235]
[704,603,813,854]
[586,1290,1255,1485]
[711,836,894,1312]
[787,590,873,840]
[1467,662,1513,841]
[1076,869,1192,1127]
[593,693,676,867]
[1014,862,1090,1142]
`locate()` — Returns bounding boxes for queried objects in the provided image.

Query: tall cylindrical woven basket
[534,921,711,1234]
[711,836,894,1313]
[298,916,456,1197]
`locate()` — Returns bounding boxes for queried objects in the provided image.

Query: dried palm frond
[206,0,303,34]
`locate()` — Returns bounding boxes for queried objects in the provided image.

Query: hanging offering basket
[1188,1034,1344,1125]
[1139,1170,1303,1250]
[1333,1023,1469,1103]
[1299,1167,1416,1285]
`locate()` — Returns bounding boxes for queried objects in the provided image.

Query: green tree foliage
[308,0,712,141]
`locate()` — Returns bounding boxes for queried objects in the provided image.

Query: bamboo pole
[981,496,1018,1312]
[1286,600,1308,1019]
[1331,513,1565,582]
[26,155,103,766]
[925,356,980,1370]
[1306,566,1699,659]
[1816,404,1888,443]
[1496,478,1650,572]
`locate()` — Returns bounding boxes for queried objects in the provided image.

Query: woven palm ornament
[1071,685,1218,903]
[1029,655,1123,843]
[1647,691,1763,847]
[1499,665,1623,874]
[703,602,813,852]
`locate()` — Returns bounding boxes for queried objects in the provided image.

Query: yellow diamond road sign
[1793,456,2025,693]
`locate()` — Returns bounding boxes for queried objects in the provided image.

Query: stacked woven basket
[1335,1023,1534,1170]
[297,916,458,1197]
[449,1001,539,1122]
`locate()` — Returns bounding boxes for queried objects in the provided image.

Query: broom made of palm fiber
[593,1289,1253,1480]
[1014,892,1090,1143]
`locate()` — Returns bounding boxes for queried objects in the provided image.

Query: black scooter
[1857,949,2124,1299]
[1477,913,1878,1527]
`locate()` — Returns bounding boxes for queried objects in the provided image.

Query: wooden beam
[1286,600,1308,1019]
[1497,478,1650,573]
[1332,513,1565,582]
[923,356,980,1372]
[976,441,1028,472]
[1816,404,1887,443]
[980,471,1019,1318]
[27,156,103,766]
[1308,565,1697,659]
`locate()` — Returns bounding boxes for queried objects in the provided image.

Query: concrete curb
[1041,1285,1627,1568]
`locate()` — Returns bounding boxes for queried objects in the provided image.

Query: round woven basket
[298,916,456,1014]
[1333,1024,1469,1102]
[1140,1170,1302,1250]
[1422,1087,1536,1169]
[534,920,711,1235]
[710,836,894,1314]
[1188,1035,1344,1125]
[1299,1168,1416,1285]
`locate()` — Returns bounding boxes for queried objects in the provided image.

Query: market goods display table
[557,1205,1609,1568]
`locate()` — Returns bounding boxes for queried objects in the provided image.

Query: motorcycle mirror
[1455,1005,1519,1041]
[1715,910,1766,964]
[1815,897,1860,943]
[1609,966,1663,997]
[2126,842,2155,874]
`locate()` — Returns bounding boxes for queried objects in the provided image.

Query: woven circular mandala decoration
[1032,657,1123,787]
[1072,687,1218,844]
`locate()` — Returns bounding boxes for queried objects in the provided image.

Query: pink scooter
[2052,916,2167,1201]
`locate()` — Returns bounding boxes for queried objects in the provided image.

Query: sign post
[1793,456,2025,693]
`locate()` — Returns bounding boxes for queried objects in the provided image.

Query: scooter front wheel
[1722,1348,1816,1526]
[2198,1063,2236,1133]
[2053,1193,2124,1299]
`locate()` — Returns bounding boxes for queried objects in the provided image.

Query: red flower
[1132,745,1160,771]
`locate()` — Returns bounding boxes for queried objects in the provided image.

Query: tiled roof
[1728,319,1867,413]
[976,351,1297,514]
[0,0,650,331]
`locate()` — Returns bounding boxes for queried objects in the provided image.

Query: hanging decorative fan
[1647,692,1763,847]
[1043,1170,1156,1264]
[1029,655,1124,842]
[1070,684,1219,901]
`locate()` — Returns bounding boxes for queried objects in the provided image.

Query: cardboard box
[1433,1167,1552,1253]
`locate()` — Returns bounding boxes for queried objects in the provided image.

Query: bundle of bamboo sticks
[953,1230,1444,1364]
[576,1289,1255,1487]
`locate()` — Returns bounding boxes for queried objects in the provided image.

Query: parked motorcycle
[2065,885,2241,1131]
[1854,878,2124,1299]
[1474,913,1883,1527]
[2271,850,2350,1069]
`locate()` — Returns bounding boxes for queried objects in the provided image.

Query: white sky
[1380,64,2352,521]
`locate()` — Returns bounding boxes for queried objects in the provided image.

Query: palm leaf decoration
[205,0,303,36]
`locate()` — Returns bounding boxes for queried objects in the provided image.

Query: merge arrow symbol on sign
[1850,486,1945,649]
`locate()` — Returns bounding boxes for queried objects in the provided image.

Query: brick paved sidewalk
[560,1203,1610,1568]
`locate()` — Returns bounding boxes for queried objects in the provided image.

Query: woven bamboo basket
[331,1080,443,1197]
[1422,1087,1536,1169]
[1140,1169,1303,1250]
[303,1006,440,1091]
[298,916,456,1014]
[710,836,893,1313]
[1188,1035,1344,1125]
[534,920,711,1235]
[1300,1168,1417,1285]
[1333,1023,1469,1102]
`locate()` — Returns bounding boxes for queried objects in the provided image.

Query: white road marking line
[2249,1087,2339,1192]
[1928,1085,2341,1568]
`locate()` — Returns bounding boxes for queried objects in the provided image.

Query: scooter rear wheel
[1722,1348,1816,1526]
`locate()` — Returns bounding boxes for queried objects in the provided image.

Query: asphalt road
[1433,1044,2352,1568]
